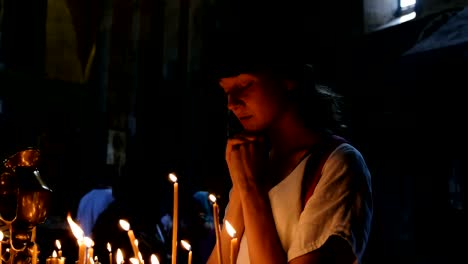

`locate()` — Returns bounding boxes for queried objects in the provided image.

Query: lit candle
[181,240,192,264]
[138,251,144,264]
[84,237,94,264]
[209,194,223,264]
[225,220,238,264]
[119,219,140,261]
[46,250,59,264]
[56,240,66,264]
[55,240,62,258]
[0,231,3,260]
[169,173,178,264]
[116,249,124,264]
[129,258,139,264]
[67,213,86,264]
[107,243,112,264]
[150,254,160,264]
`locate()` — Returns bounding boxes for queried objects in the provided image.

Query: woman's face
[219,72,291,133]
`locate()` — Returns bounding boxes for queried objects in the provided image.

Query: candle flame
[116,249,124,264]
[0,231,3,241]
[107,242,112,252]
[134,239,139,247]
[67,213,84,241]
[209,194,217,203]
[52,250,57,258]
[181,240,191,251]
[84,237,94,248]
[150,254,159,264]
[138,252,144,263]
[129,258,139,264]
[169,173,178,183]
[119,219,130,231]
[55,240,61,250]
[225,220,236,238]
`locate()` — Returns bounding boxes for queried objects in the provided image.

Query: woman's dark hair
[272,64,346,135]
[214,49,346,135]
[208,16,346,135]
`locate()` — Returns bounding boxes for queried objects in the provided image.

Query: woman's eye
[238,78,254,88]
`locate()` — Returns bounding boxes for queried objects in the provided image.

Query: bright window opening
[400,0,416,9]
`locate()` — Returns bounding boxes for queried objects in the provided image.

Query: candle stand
[0,149,52,264]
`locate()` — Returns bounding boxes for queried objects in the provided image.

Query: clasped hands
[225,132,269,192]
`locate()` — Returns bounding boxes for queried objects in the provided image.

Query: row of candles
[169,173,238,264]
[31,172,237,264]
[0,174,236,264]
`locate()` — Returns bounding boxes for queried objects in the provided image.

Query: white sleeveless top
[234,143,373,264]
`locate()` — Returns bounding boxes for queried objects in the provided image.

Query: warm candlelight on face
[209,194,223,264]
[119,219,141,262]
[225,220,238,264]
[116,249,124,264]
[67,213,86,264]
[169,173,178,264]
[181,240,192,264]
[107,243,113,264]
[150,254,160,264]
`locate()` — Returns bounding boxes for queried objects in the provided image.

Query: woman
[206,61,373,264]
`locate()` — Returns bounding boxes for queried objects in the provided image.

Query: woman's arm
[226,135,288,264]
[238,183,288,264]
[289,235,356,264]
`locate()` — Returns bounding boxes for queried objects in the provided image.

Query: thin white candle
[107,243,112,264]
[84,237,94,264]
[67,213,86,264]
[209,194,223,264]
[0,231,3,262]
[138,251,144,264]
[169,173,178,264]
[181,240,192,264]
[225,220,238,264]
[119,219,140,261]
[55,240,62,258]
[55,240,66,264]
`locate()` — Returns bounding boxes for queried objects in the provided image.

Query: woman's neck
[267,113,321,157]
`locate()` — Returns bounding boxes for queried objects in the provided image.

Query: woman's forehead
[219,73,259,88]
